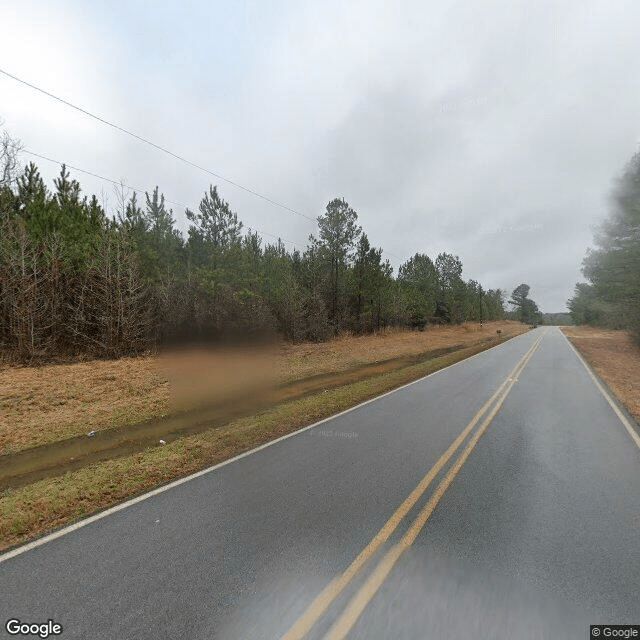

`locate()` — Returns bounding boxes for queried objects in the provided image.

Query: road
[2,327,639,639]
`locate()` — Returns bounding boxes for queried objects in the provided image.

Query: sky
[2,0,640,312]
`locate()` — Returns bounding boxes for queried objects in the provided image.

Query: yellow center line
[281,334,543,640]
[324,335,542,640]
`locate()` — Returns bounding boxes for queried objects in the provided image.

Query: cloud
[2,0,640,311]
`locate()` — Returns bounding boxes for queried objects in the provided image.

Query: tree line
[568,150,640,343]
[0,141,507,363]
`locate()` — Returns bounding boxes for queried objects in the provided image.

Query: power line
[384,250,404,261]
[23,150,187,210]
[0,67,316,223]
[1,67,405,264]
[22,149,403,262]
[20,149,306,249]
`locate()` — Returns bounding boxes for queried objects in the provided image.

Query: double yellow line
[282,333,543,640]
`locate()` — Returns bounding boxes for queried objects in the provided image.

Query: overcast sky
[2,0,640,311]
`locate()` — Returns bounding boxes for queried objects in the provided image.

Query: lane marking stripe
[0,330,533,564]
[561,328,640,450]
[281,336,542,640]
[324,337,542,640]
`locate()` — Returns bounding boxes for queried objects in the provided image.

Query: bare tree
[0,120,23,188]
[112,180,131,224]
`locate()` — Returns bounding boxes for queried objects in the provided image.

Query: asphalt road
[2,327,639,639]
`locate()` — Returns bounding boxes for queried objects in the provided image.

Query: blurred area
[158,341,281,413]
[1,321,527,456]
[217,547,592,640]
[158,321,525,413]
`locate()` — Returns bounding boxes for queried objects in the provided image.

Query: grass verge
[561,325,640,422]
[1,321,525,455]
[0,338,513,552]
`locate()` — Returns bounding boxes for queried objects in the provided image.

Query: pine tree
[142,187,185,281]
[186,185,242,269]
[310,198,361,327]
[15,162,52,239]
[398,253,439,326]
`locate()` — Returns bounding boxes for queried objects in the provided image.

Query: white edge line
[0,328,534,564]
[559,327,640,450]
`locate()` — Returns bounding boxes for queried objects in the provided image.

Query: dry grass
[0,357,168,455]
[0,321,525,455]
[0,341,506,551]
[270,321,520,380]
[561,325,640,421]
